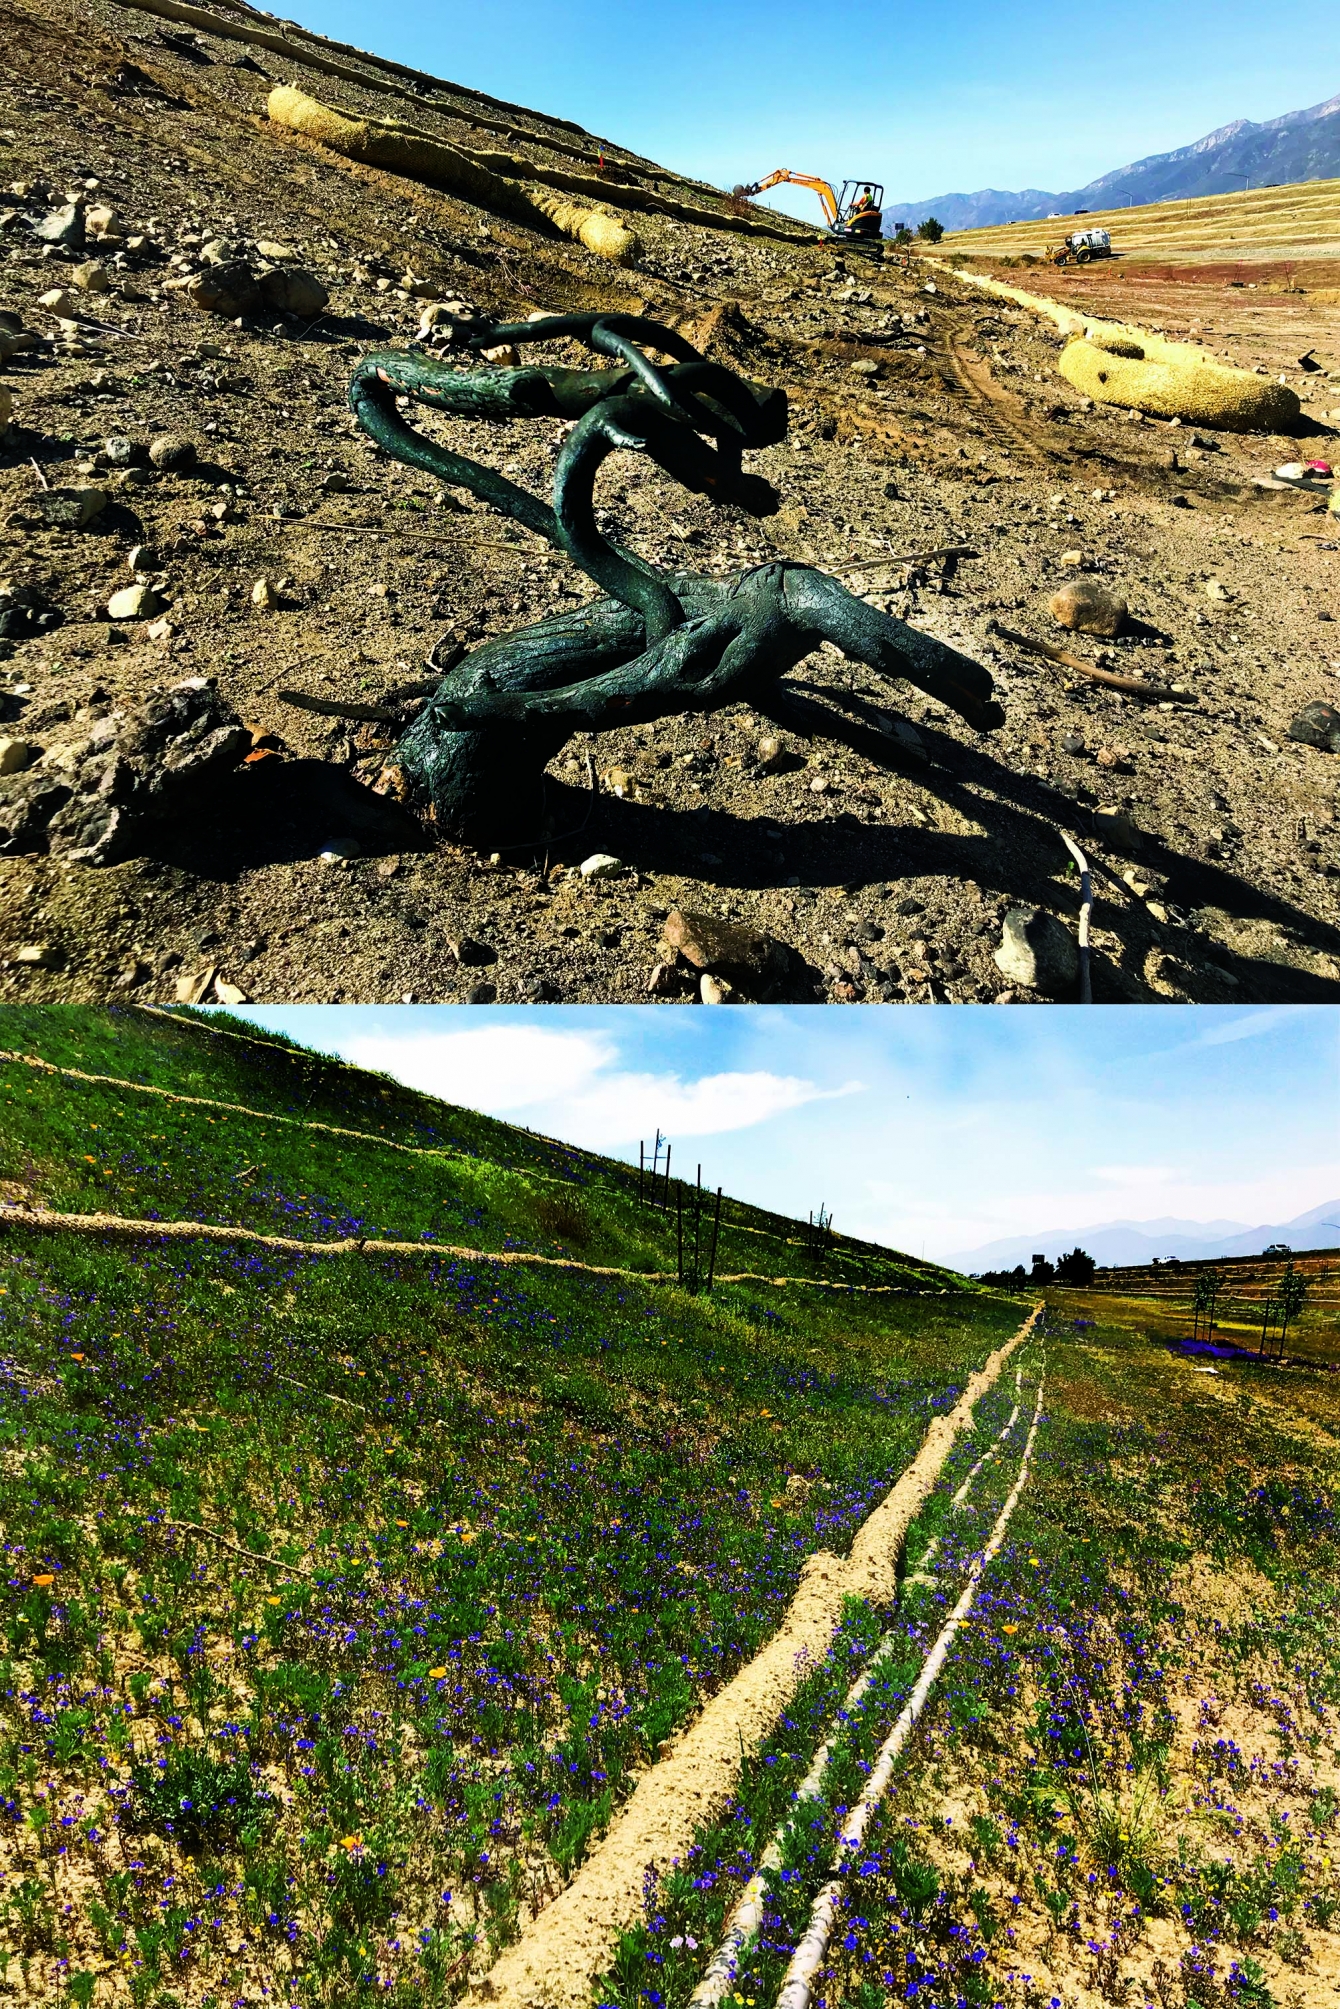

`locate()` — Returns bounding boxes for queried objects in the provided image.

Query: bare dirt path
[474,1306,1041,2008]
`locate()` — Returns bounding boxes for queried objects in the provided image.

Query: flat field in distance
[0,1005,1014,2005]
[943,176,1340,282]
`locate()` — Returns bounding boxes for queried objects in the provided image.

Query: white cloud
[340,1025,613,1112]
[1089,1164,1180,1185]
[336,1024,853,1150]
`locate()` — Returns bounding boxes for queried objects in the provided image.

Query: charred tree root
[348,314,1003,842]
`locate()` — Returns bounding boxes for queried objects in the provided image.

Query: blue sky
[229,1006,1340,1264]
[284,0,1335,216]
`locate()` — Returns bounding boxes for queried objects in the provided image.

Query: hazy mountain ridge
[948,1200,1340,1274]
[886,91,1340,234]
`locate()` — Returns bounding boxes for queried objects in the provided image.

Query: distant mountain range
[948,1200,1340,1275]
[885,91,1340,234]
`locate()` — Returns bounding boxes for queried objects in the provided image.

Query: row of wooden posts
[636,1132,833,1293]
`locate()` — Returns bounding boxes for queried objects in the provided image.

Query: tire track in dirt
[473,1305,1042,2009]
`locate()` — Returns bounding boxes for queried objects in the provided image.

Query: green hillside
[0,1006,1016,2005]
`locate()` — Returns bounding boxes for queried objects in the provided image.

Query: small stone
[1093,804,1140,849]
[1058,548,1084,568]
[127,544,159,574]
[258,266,329,318]
[645,961,680,996]
[1204,577,1230,602]
[103,436,138,466]
[33,202,84,248]
[848,358,879,377]
[251,576,280,610]
[84,204,120,239]
[318,837,361,863]
[527,978,562,1002]
[38,286,76,316]
[106,582,162,620]
[213,978,250,1005]
[145,616,173,643]
[1059,732,1086,756]
[1049,579,1127,637]
[185,262,262,318]
[319,471,350,494]
[466,981,497,1004]
[993,906,1079,999]
[454,937,497,966]
[756,736,795,775]
[481,342,521,366]
[37,486,107,529]
[579,852,625,879]
[1095,746,1131,771]
[1287,701,1340,752]
[71,260,110,294]
[149,434,196,471]
[700,972,736,1003]
[0,738,35,776]
[603,765,634,798]
[663,908,780,983]
[175,966,216,1004]
[12,943,63,968]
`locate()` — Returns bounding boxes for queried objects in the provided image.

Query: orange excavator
[734,171,885,243]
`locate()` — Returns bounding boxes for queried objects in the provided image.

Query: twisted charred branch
[347,314,1002,841]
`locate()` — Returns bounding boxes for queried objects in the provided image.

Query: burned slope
[0,0,1338,1004]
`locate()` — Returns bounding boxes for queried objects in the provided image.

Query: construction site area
[1,0,1339,1005]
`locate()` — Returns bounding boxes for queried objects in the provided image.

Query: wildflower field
[0,1006,1017,2007]
[2,1010,1339,2009]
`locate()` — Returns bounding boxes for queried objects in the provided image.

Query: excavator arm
[737,169,840,228]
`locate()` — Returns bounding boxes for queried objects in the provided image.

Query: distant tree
[892,224,914,246]
[1029,1253,1056,1285]
[976,1263,1028,1290]
[1055,1247,1096,1286]
[917,216,945,244]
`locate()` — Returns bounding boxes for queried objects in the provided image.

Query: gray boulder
[994,905,1080,998]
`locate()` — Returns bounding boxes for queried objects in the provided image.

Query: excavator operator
[848,186,881,236]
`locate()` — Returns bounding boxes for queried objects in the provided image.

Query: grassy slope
[0,1007,1017,2006]
[602,1293,1340,2009]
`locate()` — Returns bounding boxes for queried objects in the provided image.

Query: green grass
[606,1294,1340,2009]
[0,1007,1019,2007]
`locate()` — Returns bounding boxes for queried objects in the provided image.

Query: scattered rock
[38,286,76,316]
[175,966,217,1004]
[33,201,84,249]
[127,544,159,574]
[1288,701,1340,752]
[71,260,110,294]
[11,942,63,968]
[645,961,682,996]
[1059,732,1086,756]
[1094,746,1131,771]
[700,972,736,1003]
[317,837,361,863]
[184,261,262,318]
[662,908,785,987]
[466,981,497,1003]
[1058,548,1083,568]
[214,978,250,1006]
[0,581,61,639]
[103,437,139,467]
[107,582,163,621]
[251,576,281,611]
[848,358,879,377]
[993,905,1080,999]
[1092,805,1140,850]
[1204,577,1230,602]
[319,471,350,494]
[258,265,328,318]
[149,433,196,470]
[453,937,497,966]
[1049,578,1127,637]
[0,738,35,777]
[756,736,797,775]
[579,852,626,879]
[36,485,107,530]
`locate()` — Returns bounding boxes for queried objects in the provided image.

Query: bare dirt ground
[2,0,1339,1005]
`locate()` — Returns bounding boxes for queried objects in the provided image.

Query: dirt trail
[472,1305,1041,2008]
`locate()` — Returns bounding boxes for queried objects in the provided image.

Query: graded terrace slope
[3,0,1340,1006]
[0,1004,1020,2006]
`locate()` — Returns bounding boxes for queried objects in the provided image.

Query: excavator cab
[838,181,884,239]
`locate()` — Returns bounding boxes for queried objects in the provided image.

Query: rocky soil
[2,0,1339,1004]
